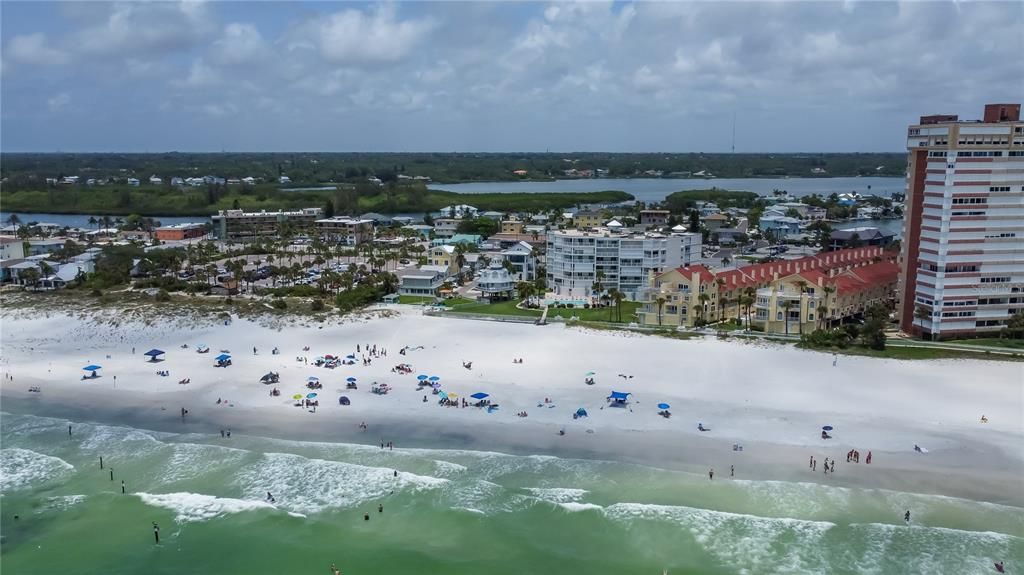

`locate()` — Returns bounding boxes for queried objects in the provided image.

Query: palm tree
[606,288,619,321]
[19,267,40,289]
[517,281,533,302]
[820,285,836,329]
[816,303,829,331]
[739,294,755,332]
[656,296,666,326]
[6,213,21,232]
[715,278,727,322]
[88,216,98,231]
[612,289,625,322]
[781,299,793,335]
[697,292,710,324]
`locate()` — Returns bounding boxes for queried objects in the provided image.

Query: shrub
[311,299,325,312]
[225,296,234,305]
[89,288,103,297]
[272,299,288,310]
[155,289,171,302]
[583,303,591,309]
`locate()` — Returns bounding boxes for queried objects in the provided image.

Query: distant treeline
[0,181,634,216]
[0,151,907,188]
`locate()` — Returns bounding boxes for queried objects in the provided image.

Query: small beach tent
[338,396,351,406]
[470,392,489,400]
[215,354,231,362]
[607,391,631,405]
[82,365,101,379]
[144,349,165,362]
[575,408,588,417]
[196,344,209,353]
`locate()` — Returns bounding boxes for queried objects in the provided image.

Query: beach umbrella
[82,365,102,372]
[292,394,303,400]
[215,353,231,361]
[822,425,834,431]
[448,393,459,399]
[306,393,318,399]
[585,371,595,376]
[470,392,489,400]
[346,377,357,382]
[657,403,671,410]
[307,376,320,382]
[429,376,440,381]
[325,354,336,360]
[438,391,448,400]
[346,354,356,359]
[431,382,441,389]
[417,375,429,380]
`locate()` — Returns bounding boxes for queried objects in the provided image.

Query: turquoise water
[2,411,1020,574]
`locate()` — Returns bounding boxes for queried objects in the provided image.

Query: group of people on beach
[846,449,871,464]
[808,456,836,473]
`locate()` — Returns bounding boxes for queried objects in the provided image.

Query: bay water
[2,411,1019,574]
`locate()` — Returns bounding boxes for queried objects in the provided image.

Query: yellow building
[501,220,524,235]
[636,265,719,327]
[427,245,459,276]
[572,211,604,229]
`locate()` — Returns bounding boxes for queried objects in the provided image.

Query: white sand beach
[2,307,1022,505]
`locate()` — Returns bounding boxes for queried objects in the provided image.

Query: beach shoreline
[2,307,1022,507]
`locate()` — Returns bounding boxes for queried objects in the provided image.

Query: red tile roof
[673,264,716,284]
[832,261,899,294]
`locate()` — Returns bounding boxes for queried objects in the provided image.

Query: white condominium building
[898,103,1024,339]
[546,228,701,300]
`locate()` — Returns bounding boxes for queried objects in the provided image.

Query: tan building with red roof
[637,246,897,332]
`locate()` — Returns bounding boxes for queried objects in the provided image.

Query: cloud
[74,1,214,56]
[212,23,269,66]
[47,92,71,112]
[306,4,435,65]
[5,33,69,66]
[1,1,1022,152]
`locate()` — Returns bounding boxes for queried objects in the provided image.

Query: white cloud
[212,23,268,66]
[309,4,435,65]
[74,1,214,56]
[48,92,71,112]
[186,59,220,87]
[5,33,69,66]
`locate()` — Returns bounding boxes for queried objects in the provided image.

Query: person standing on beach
[904,510,911,523]
[832,353,837,367]
[812,458,817,471]
[809,456,813,469]
[708,468,714,480]
[68,425,72,438]
[730,465,734,478]
[866,451,872,465]
[830,460,835,473]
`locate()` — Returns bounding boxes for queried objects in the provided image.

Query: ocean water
[1,412,1020,575]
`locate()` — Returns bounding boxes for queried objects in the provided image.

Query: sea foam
[0,448,75,491]
[136,492,276,523]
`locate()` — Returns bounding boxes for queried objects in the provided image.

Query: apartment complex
[546,228,701,300]
[897,103,1024,339]
[314,217,374,246]
[637,246,894,331]
[211,208,323,241]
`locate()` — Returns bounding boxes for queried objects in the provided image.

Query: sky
[1,1,1021,153]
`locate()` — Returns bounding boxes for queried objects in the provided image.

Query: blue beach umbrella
[346,377,357,382]
[657,403,671,410]
[822,425,834,431]
[215,353,230,361]
[346,354,356,359]
[83,365,102,372]
[428,376,440,381]
[417,375,429,380]
[306,393,318,399]
[470,392,489,400]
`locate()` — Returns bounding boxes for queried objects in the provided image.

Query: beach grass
[444,300,641,323]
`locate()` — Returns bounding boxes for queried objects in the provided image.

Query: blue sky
[2,1,1021,153]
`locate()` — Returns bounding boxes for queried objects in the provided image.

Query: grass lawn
[544,301,641,323]
[813,344,1024,362]
[944,337,1024,350]
[444,299,641,323]
[444,299,542,317]
[398,296,476,306]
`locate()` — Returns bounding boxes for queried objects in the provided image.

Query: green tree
[688,211,700,233]
[656,296,666,326]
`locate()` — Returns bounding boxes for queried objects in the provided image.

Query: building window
[980,277,1011,284]
[776,311,783,321]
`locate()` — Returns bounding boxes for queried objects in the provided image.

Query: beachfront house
[397,265,447,297]
[639,210,670,227]
[571,210,603,229]
[501,219,524,235]
[701,213,729,231]
[475,261,516,302]
[501,241,537,281]
[427,245,459,276]
[759,215,803,237]
[829,227,896,251]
